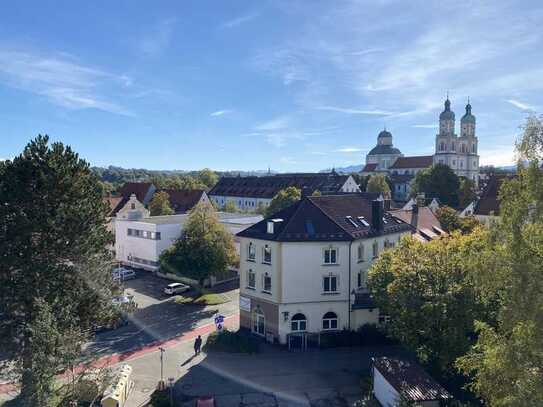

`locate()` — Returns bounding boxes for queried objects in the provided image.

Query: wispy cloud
[0,48,133,116]
[251,116,305,147]
[210,109,233,117]
[412,124,439,129]
[139,19,176,56]
[506,99,536,112]
[333,147,364,153]
[479,145,516,166]
[220,13,259,29]
[317,106,394,116]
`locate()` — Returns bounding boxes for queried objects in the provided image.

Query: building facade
[115,212,262,271]
[236,194,413,345]
[209,172,360,212]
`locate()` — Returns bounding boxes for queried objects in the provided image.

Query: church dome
[439,98,455,121]
[461,102,476,124]
[378,129,392,139]
[368,144,401,156]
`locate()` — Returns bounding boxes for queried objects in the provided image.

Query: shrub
[203,329,259,354]
[149,389,170,407]
[319,324,396,348]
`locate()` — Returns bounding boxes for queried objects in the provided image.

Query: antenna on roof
[467,96,470,104]
[446,90,449,99]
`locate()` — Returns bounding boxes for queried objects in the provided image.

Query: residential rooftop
[237,193,413,242]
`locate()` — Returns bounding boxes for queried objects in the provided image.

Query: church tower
[459,100,479,183]
[433,97,458,169]
[433,97,479,185]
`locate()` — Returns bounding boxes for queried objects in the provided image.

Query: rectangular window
[263,274,271,293]
[247,243,256,262]
[324,248,337,264]
[357,244,364,262]
[357,272,362,288]
[247,270,255,289]
[127,228,133,236]
[155,232,161,240]
[372,241,379,258]
[323,275,338,293]
[263,245,271,264]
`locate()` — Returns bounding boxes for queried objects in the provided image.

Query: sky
[0,0,541,171]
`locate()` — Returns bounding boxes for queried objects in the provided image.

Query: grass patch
[203,329,259,354]
[173,292,229,306]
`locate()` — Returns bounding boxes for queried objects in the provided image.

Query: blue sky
[0,1,541,171]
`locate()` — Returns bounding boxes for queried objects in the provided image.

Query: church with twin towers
[361,97,480,201]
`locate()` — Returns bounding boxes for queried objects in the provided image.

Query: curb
[0,313,239,395]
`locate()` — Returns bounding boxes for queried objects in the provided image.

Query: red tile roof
[162,189,206,214]
[118,182,153,203]
[361,163,378,172]
[389,206,444,241]
[474,174,514,216]
[104,196,123,217]
[389,156,433,169]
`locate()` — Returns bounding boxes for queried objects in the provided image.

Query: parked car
[195,396,215,407]
[164,282,190,295]
[112,267,136,281]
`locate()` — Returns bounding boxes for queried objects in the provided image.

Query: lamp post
[158,347,166,390]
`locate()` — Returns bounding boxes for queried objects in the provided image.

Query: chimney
[411,204,419,228]
[371,200,384,232]
[383,199,391,211]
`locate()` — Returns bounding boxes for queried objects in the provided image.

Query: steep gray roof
[208,172,351,199]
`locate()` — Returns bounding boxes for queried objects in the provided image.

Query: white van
[112,267,136,281]
[164,282,190,295]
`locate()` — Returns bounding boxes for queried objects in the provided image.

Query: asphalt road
[83,271,240,359]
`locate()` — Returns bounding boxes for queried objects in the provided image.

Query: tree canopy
[0,135,115,405]
[266,186,301,217]
[435,206,480,234]
[365,174,391,198]
[456,115,543,406]
[368,229,494,376]
[411,164,461,207]
[148,191,174,216]
[159,202,238,284]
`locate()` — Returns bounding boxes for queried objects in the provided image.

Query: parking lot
[83,270,240,359]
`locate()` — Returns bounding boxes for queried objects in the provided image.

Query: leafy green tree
[457,115,543,406]
[149,191,174,216]
[311,189,322,196]
[266,186,301,217]
[0,136,115,406]
[350,173,369,191]
[197,168,219,189]
[435,206,480,234]
[366,174,391,198]
[368,229,493,376]
[458,178,477,209]
[159,202,238,285]
[412,164,461,207]
[222,200,238,213]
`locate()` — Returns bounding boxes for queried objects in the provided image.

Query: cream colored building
[237,194,412,346]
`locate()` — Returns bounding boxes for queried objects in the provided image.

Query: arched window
[322,312,338,330]
[291,313,307,331]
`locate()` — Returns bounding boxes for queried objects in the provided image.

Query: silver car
[164,282,190,295]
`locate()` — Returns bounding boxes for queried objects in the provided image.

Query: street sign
[214,314,224,331]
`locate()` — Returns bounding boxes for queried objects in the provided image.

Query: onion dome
[439,98,455,121]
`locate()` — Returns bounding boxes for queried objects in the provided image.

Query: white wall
[115,220,162,270]
[373,367,400,407]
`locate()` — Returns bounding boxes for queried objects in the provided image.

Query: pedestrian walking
[194,335,202,355]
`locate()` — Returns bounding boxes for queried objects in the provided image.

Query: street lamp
[158,347,166,390]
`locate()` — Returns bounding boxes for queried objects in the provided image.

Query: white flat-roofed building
[115,212,262,271]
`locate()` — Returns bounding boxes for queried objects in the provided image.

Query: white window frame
[291,313,307,332]
[322,312,338,330]
[323,274,339,293]
[247,242,256,262]
[372,241,379,259]
[323,247,338,265]
[247,269,255,289]
[262,245,272,264]
[262,272,272,294]
[357,244,365,262]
